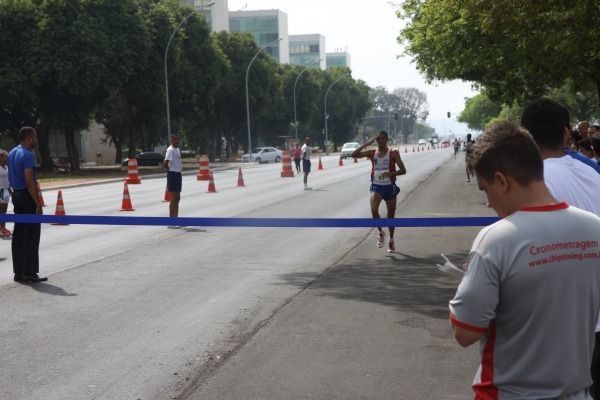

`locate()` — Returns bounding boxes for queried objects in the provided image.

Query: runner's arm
[351,137,376,158]
[393,150,406,176]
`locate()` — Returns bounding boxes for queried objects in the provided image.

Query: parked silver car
[241,147,283,163]
[340,142,359,158]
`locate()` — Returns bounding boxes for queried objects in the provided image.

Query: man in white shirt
[521,98,600,398]
[301,137,312,190]
[163,133,182,226]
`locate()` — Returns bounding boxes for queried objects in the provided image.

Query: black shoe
[20,274,48,283]
[14,274,22,282]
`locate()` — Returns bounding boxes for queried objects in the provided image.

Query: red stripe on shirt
[473,321,498,400]
[520,202,568,212]
[449,313,489,333]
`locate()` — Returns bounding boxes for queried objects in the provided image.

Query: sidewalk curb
[41,164,241,190]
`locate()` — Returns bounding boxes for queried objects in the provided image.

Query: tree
[397,0,600,111]
[29,0,148,171]
[458,92,502,131]
[392,87,429,142]
[211,31,280,156]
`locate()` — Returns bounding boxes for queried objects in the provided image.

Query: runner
[352,131,406,252]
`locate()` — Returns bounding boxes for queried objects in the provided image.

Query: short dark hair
[378,130,388,139]
[520,98,569,150]
[578,138,593,152]
[468,121,544,186]
[18,126,36,142]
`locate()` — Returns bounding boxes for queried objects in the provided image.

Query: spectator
[450,120,600,399]
[579,138,595,159]
[522,99,600,398]
[0,149,11,237]
[464,133,475,182]
[590,125,600,136]
[8,126,46,283]
[579,120,591,138]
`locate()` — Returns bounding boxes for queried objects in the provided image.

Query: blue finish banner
[0,214,499,227]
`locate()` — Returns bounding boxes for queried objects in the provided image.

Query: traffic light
[447,111,451,118]
[394,113,398,121]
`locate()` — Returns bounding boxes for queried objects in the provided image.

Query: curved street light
[324,72,351,155]
[293,58,323,143]
[245,37,283,161]
[164,1,215,143]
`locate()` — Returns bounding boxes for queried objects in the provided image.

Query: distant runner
[352,131,406,252]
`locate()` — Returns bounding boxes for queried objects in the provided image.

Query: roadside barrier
[162,183,171,202]
[126,158,142,184]
[318,157,323,170]
[207,171,217,193]
[196,155,210,181]
[2,214,500,228]
[36,183,46,207]
[280,152,294,177]
[51,190,68,225]
[237,168,245,187]
[119,181,135,211]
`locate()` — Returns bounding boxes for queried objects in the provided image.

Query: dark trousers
[294,157,301,172]
[11,189,40,275]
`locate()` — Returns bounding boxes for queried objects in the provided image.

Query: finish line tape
[0,215,499,227]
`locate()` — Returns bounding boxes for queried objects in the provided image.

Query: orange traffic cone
[36,182,46,207]
[417,146,420,152]
[119,181,135,211]
[51,190,68,225]
[126,158,142,184]
[207,171,217,193]
[318,157,323,170]
[162,183,171,202]
[338,156,344,166]
[405,147,408,153]
[354,157,358,163]
[237,168,245,187]
[412,146,415,152]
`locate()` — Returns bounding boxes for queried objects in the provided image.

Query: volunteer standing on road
[352,130,406,252]
[9,126,46,283]
[164,133,182,227]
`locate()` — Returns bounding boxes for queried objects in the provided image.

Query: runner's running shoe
[377,230,385,248]
[387,239,395,253]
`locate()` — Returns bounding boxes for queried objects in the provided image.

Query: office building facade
[289,34,326,69]
[180,0,229,32]
[229,9,290,64]
[326,51,351,69]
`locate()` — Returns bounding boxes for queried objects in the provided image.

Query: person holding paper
[449,121,600,399]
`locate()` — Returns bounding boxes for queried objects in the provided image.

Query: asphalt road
[0,148,495,399]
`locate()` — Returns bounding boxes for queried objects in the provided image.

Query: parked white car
[241,147,283,163]
[418,139,427,146]
[340,142,359,158]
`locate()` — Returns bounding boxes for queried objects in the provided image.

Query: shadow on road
[22,282,78,297]
[277,250,469,321]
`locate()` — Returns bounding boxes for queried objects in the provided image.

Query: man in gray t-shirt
[450,121,600,399]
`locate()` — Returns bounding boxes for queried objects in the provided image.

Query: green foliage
[398,0,600,108]
[457,92,502,131]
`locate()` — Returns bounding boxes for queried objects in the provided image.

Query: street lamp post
[324,72,350,155]
[245,37,283,161]
[293,58,323,144]
[164,2,215,144]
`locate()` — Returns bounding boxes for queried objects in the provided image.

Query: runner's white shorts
[0,188,10,205]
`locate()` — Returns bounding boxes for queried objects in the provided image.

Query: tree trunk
[37,123,55,172]
[113,139,122,164]
[65,128,80,172]
[127,125,137,159]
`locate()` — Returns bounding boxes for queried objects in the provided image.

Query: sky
[227,0,477,136]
